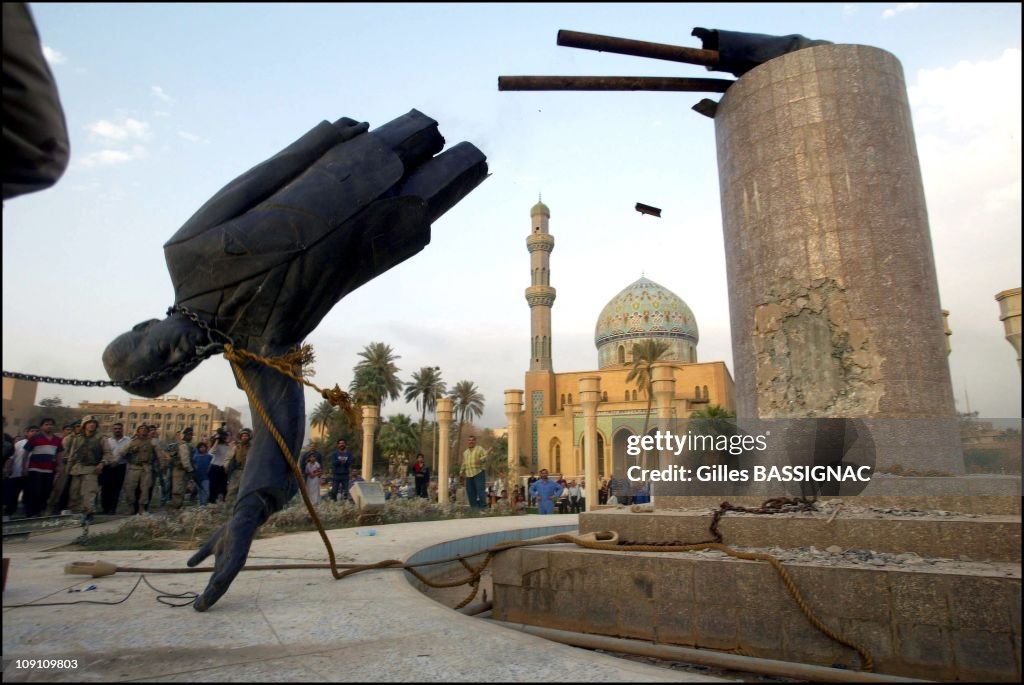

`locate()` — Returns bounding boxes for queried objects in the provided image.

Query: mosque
[519,200,736,480]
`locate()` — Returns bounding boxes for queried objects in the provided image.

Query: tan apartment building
[3,377,39,435]
[78,395,240,442]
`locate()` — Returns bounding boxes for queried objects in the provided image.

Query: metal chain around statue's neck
[1,305,233,389]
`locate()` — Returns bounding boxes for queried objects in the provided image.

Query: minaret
[526,198,555,371]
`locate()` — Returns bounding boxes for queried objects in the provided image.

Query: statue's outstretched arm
[103,110,487,611]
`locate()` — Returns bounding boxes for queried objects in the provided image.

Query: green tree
[309,399,336,441]
[449,380,485,462]
[404,366,446,429]
[351,342,403,408]
[625,339,672,466]
[349,366,387,407]
[377,414,420,477]
[689,404,737,438]
[404,366,446,470]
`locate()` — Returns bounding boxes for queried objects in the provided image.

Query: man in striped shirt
[22,417,62,517]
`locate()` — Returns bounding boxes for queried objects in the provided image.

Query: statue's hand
[187,491,272,611]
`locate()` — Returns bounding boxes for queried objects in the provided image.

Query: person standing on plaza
[47,420,79,514]
[154,429,178,506]
[207,428,231,504]
[304,452,323,505]
[100,422,130,514]
[225,428,251,507]
[192,442,213,505]
[167,427,196,510]
[459,435,488,509]
[528,469,562,515]
[66,418,113,522]
[23,417,62,517]
[407,453,430,498]
[122,425,157,514]
[328,439,352,502]
[526,471,538,507]
[303,444,324,473]
[567,480,583,514]
[3,425,37,517]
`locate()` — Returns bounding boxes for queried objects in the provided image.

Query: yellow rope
[224,344,358,426]
[225,351,349,581]
[568,536,874,672]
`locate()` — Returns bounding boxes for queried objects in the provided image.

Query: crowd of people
[2,418,252,522]
[4,423,652,521]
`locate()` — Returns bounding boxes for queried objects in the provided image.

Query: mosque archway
[612,427,638,476]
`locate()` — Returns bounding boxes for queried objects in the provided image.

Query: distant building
[77,395,240,442]
[2,377,38,435]
[517,200,736,479]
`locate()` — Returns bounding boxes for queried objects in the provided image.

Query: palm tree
[689,404,737,438]
[377,414,421,477]
[404,366,447,471]
[352,342,403,408]
[309,399,336,442]
[449,380,485,462]
[349,366,388,407]
[625,339,672,467]
[404,366,446,427]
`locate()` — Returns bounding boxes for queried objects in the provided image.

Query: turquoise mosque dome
[594,277,699,369]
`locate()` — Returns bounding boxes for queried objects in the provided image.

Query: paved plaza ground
[2,514,728,682]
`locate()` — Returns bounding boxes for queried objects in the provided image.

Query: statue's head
[103,316,206,398]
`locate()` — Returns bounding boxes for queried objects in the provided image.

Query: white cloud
[78,145,149,168]
[842,5,859,18]
[177,130,207,143]
[153,110,172,118]
[87,117,151,141]
[882,3,925,19]
[910,48,1022,417]
[151,86,174,103]
[42,45,66,65]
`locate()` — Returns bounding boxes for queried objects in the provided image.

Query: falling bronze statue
[103,110,488,611]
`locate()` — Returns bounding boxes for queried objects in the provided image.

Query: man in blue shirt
[528,469,563,515]
[329,439,352,502]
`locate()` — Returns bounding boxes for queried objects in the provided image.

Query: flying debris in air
[635,202,662,217]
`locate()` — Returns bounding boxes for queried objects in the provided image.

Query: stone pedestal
[504,390,524,497]
[579,377,601,511]
[360,405,379,482]
[714,43,962,475]
[436,399,453,504]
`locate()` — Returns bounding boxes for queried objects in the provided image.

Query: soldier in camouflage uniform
[122,424,158,514]
[167,426,196,510]
[67,418,113,520]
[225,428,252,508]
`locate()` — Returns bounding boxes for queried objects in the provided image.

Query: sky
[3,3,1021,435]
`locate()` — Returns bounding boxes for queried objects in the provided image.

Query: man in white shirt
[208,429,231,504]
[567,480,583,514]
[100,422,131,514]
[4,425,37,517]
